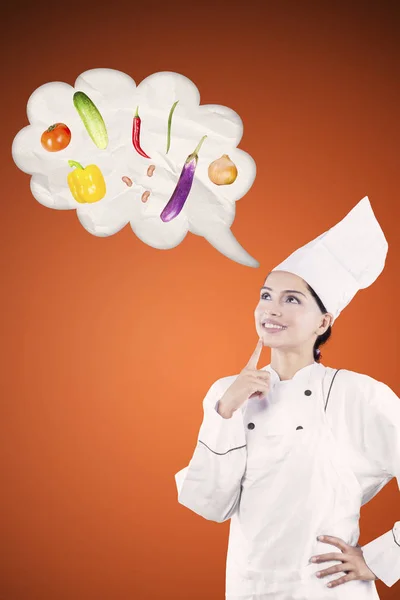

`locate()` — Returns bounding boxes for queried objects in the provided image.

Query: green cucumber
[73,91,108,150]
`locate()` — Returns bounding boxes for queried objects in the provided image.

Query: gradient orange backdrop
[1,1,399,599]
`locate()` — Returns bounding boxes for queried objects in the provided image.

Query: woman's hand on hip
[310,535,378,588]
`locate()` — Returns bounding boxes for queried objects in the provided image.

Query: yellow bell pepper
[67,160,106,203]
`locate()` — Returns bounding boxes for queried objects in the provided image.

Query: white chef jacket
[175,361,400,589]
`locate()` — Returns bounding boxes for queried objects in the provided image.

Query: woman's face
[254,270,333,352]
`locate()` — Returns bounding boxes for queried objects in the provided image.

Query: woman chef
[174,196,400,600]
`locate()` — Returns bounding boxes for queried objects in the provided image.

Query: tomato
[41,123,71,152]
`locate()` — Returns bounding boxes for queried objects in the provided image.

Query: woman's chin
[260,336,287,349]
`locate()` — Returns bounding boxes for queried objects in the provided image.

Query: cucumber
[73,91,108,150]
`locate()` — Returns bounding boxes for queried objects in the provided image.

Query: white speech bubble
[12,69,259,267]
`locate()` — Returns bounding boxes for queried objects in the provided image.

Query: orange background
[1,1,399,599]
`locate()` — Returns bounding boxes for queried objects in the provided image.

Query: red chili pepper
[132,106,151,159]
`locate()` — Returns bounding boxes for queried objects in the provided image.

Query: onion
[208,154,238,185]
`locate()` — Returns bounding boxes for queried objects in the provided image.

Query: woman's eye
[260,293,300,303]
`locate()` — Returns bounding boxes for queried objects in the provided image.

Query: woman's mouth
[261,322,287,334]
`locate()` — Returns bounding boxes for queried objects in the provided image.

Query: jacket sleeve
[174,378,247,523]
[359,379,400,587]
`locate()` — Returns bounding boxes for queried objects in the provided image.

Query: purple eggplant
[160,135,207,222]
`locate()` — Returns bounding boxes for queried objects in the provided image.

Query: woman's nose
[265,308,282,317]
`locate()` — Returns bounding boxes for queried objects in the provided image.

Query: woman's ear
[321,313,334,332]
[316,313,333,335]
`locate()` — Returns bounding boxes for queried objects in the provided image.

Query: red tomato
[41,123,71,152]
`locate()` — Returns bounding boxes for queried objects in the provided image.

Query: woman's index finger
[246,338,263,369]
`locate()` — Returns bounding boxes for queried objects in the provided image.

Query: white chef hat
[271,196,388,324]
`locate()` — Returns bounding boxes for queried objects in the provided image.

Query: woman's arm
[174,378,247,523]
[359,379,400,587]
[362,522,400,587]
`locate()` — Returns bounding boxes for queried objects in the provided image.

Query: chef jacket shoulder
[323,367,400,485]
[202,375,248,415]
[316,366,400,433]
[201,375,238,405]
[201,375,243,412]
[328,367,399,412]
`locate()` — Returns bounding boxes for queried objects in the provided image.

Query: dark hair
[305,283,332,363]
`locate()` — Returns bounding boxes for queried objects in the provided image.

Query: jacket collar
[261,361,325,388]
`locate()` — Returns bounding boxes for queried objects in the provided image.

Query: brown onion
[208,154,238,185]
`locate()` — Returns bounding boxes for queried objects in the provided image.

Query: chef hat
[271,196,388,324]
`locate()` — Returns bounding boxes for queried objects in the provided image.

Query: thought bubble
[12,69,259,267]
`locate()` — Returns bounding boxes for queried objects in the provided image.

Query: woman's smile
[261,319,288,333]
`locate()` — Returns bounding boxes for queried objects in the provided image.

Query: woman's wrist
[217,399,234,419]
